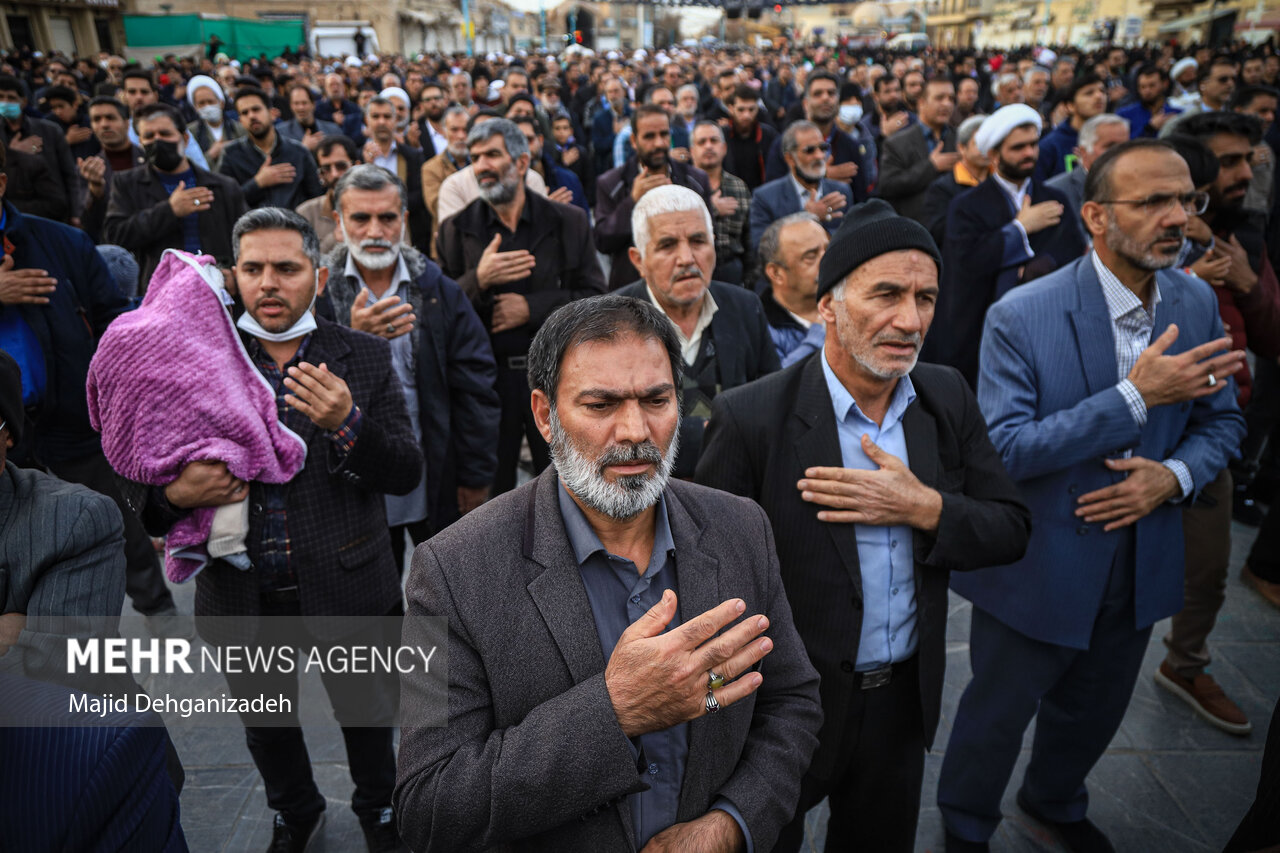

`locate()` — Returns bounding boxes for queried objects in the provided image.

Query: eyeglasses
[1099,191,1210,217]
[800,143,831,155]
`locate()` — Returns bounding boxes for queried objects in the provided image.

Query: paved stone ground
[122,518,1276,852]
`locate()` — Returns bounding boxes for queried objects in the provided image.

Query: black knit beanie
[816,199,943,300]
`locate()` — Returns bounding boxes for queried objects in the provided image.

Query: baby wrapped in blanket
[87,250,307,582]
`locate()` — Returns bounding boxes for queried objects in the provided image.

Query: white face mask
[197,104,223,124]
[839,104,864,126]
[236,273,319,343]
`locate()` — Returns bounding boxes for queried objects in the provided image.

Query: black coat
[80,145,146,244]
[595,158,712,291]
[319,245,500,528]
[876,123,956,223]
[925,175,1086,386]
[3,147,68,223]
[128,317,423,643]
[217,132,323,210]
[920,170,974,248]
[615,279,781,476]
[0,115,79,221]
[437,188,606,346]
[103,163,246,290]
[695,356,1031,769]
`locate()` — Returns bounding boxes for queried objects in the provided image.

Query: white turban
[1171,57,1198,81]
[973,103,1044,155]
[186,74,224,107]
[379,86,410,108]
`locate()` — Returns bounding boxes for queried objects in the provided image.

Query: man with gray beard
[437,118,605,494]
[395,295,823,853]
[319,164,499,563]
[697,199,1031,852]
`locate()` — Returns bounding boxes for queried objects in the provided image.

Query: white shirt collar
[992,171,1031,208]
[1091,250,1161,320]
[645,283,719,363]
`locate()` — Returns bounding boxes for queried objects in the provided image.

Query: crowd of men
[1,33,1279,853]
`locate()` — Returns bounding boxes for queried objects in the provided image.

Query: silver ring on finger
[1207,372,1217,387]
[707,670,726,690]
[704,691,721,714]
[193,199,201,206]
[386,322,396,335]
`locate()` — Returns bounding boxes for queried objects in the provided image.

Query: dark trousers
[938,530,1149,842]
[45,451,174,615]
[1248,502,1280,582]
[221,597,397,824]
[1164,468,1233,676]
[492,364,550,496]
[389,518,433,578]
[1226,693,1280,852]
[773,656,925,853]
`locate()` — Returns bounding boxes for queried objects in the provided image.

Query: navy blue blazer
[925,175,1086,386]
[748,175,853,251]
[954,258,1246,648]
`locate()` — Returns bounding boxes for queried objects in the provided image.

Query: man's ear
[316,266,329,297]
[1080,200,1107,241]
[816,290,838,325]
[628,245,644,273]
[531,389,554,444]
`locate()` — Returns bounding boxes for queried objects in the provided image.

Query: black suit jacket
[128,318,423,643]
[695,357,1030,772]
[594,159,712,290]
[102,163,246,290]
[437,190,606,347]
[926,175,1086,386]
[877,123,955,223]
[616,280,781,476]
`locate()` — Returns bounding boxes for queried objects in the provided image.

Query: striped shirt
[1090,252,1193,499]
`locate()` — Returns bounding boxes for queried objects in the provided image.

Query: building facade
[1,0,124,55]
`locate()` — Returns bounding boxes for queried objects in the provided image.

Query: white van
[886,32,930,51]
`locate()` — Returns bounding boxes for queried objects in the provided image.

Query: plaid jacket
[713,171,751,269]
[124,318,422,642]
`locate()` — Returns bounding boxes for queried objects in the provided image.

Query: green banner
[124,15,305,61]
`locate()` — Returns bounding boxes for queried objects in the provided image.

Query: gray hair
[465,117,529,160]
[527,294,684,402]
[364,95,394,119]
[991,72,1020,98]
[758,211,821,271]
[676,83,699,101]
[957,113,986,147]
[782,120,821,156]
[1078,113,1130,153]
[691,119,725,143]
[451,70,472,86]
[232,207,321,269]
[332,163,408,213]
[631,184,714,261]
[443,104,470,123]
[1023,66,1051,86]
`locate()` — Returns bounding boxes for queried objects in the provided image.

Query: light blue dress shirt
[820,351,919,670]
[557,483,753,851]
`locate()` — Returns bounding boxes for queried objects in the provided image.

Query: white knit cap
[379,86,410,108]
[973,103,1044,155]
[1171,57,1198,80]
[186,74,224,107]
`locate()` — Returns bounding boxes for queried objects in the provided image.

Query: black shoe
[1016,790,1115,853]
[945,828,991,852]
[1233,487,1266,526]
[267,811,324,853]
[359,806,408,853]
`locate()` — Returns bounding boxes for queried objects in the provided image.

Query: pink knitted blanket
[87,250,307,582]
